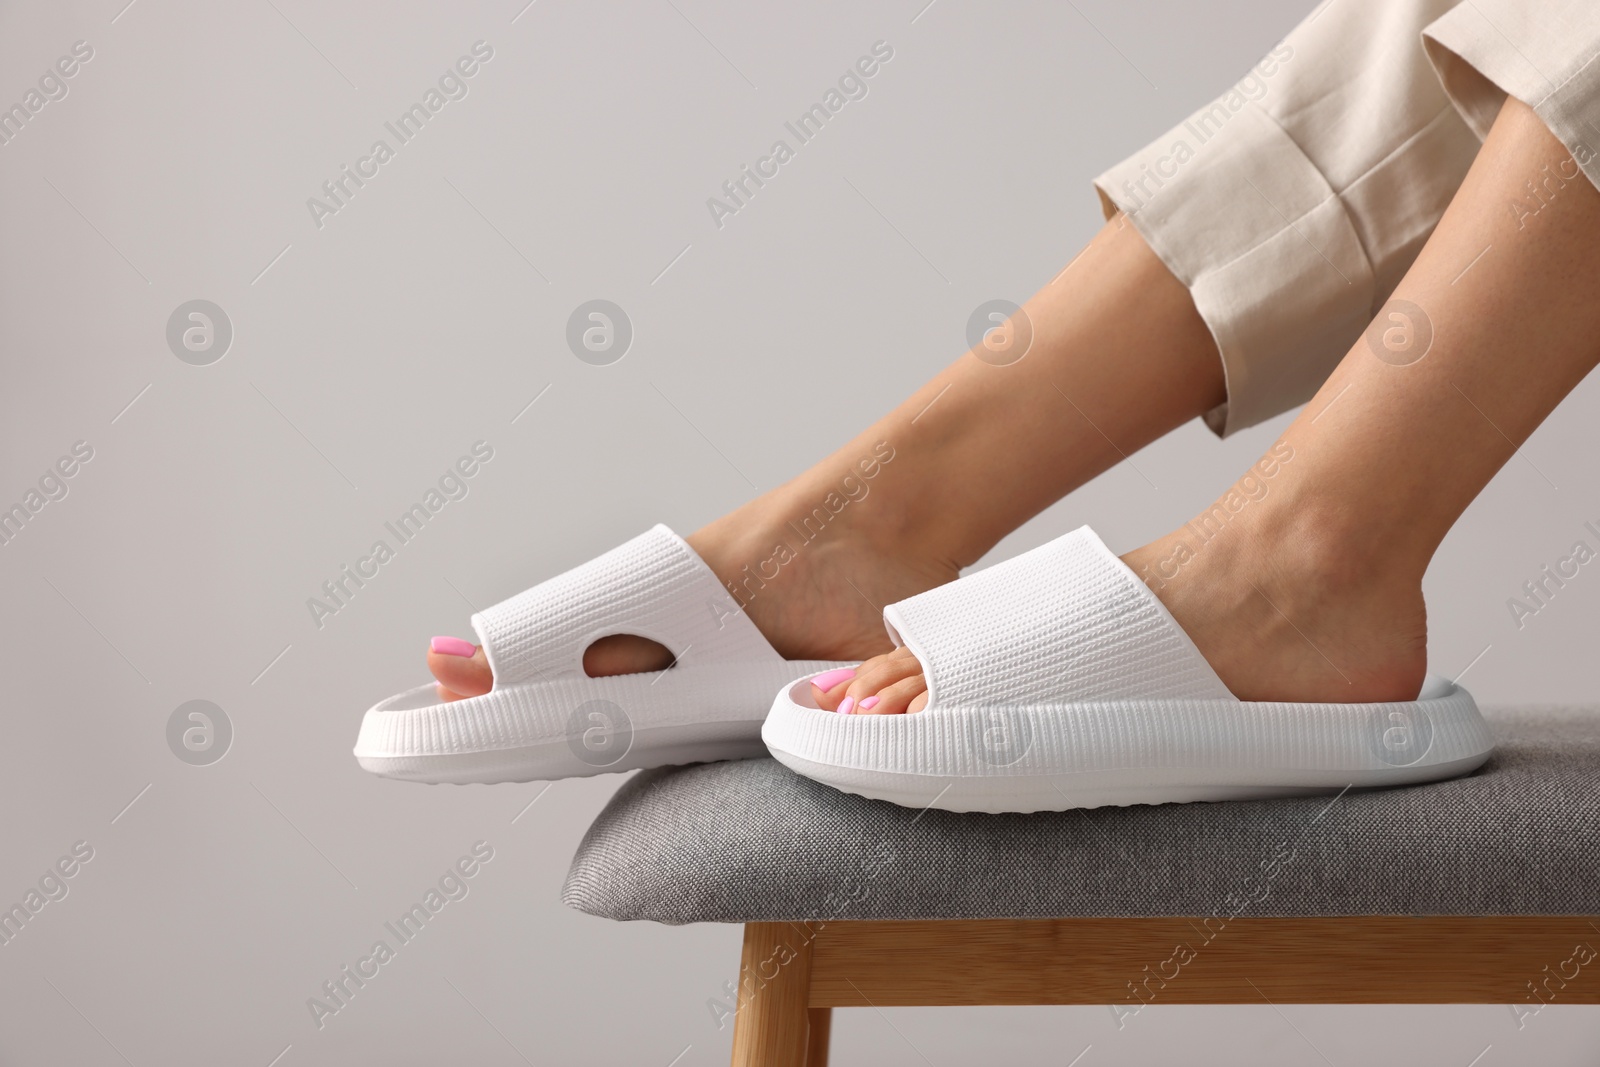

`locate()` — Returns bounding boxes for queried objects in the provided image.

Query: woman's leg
[431,0,1480,701]
[430,217,1227,696]
[836,95,1600,713]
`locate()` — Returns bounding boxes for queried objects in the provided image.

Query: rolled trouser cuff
[1096,103,1375,437]
[1424,1,1600,196]
[1094,0,1479,438]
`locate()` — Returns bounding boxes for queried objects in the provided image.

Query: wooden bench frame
[728,917,1600,1066]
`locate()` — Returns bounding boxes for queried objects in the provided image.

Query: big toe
[428,636,492,701]
[812,647,929,714]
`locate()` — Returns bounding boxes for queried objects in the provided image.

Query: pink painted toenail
[810,667,856,692]
[430,635,476,658]
[838,696,856,715]
[859,696,880,710]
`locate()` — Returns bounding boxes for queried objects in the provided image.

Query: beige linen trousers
[1095,0,1600,436]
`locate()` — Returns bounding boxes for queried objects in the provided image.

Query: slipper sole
[357,659,845,784]
[761,675,1495,812]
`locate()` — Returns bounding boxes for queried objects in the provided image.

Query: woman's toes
[838,647,922,712]
[810,648,930,713]
[850,646,920,693]
[855,673,928,715]
[428,636,492,701]
[810,667,857,711]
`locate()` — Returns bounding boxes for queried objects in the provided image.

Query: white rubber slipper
[356,524,847,784]
[762,525,1494,813]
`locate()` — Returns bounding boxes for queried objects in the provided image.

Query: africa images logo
[1370,706,1432,767]
[706,40,895,229]
[306,842,494,1029]
[1364,298,1433,366]
[306,442,494,629]
[166,300,233,365]
[306,41,495,229]
[0,40,94,149]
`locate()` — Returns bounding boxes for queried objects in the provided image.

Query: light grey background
[3,0,1598,1063]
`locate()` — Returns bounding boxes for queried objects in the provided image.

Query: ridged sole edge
[354,659,846,784]
[762,677,1495,812]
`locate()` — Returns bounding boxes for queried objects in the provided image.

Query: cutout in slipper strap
[470,524,778,687]
[882,525,1236,709]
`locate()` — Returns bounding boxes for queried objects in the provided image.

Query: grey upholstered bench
[564,706,1600,1066]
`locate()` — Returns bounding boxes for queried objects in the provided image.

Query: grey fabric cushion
[563,706,1599,923]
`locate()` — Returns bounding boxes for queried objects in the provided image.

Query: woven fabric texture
[470,524,776,686]
[563,706,1599,923]
[882,526,1234,709]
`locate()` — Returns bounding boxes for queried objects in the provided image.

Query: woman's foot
[425,216,1232,701]
[426,464,960,700]
[816,458,1430,714]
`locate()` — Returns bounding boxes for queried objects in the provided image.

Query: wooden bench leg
[730,922,827,1067]
[805,1008,832,1067]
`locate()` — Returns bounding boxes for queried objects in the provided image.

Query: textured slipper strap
[882,525,1237,709]
[470,524,779,687]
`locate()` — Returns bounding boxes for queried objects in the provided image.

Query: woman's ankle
[1125,455,1431,703]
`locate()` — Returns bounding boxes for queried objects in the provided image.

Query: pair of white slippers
[354,524,1493,812]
